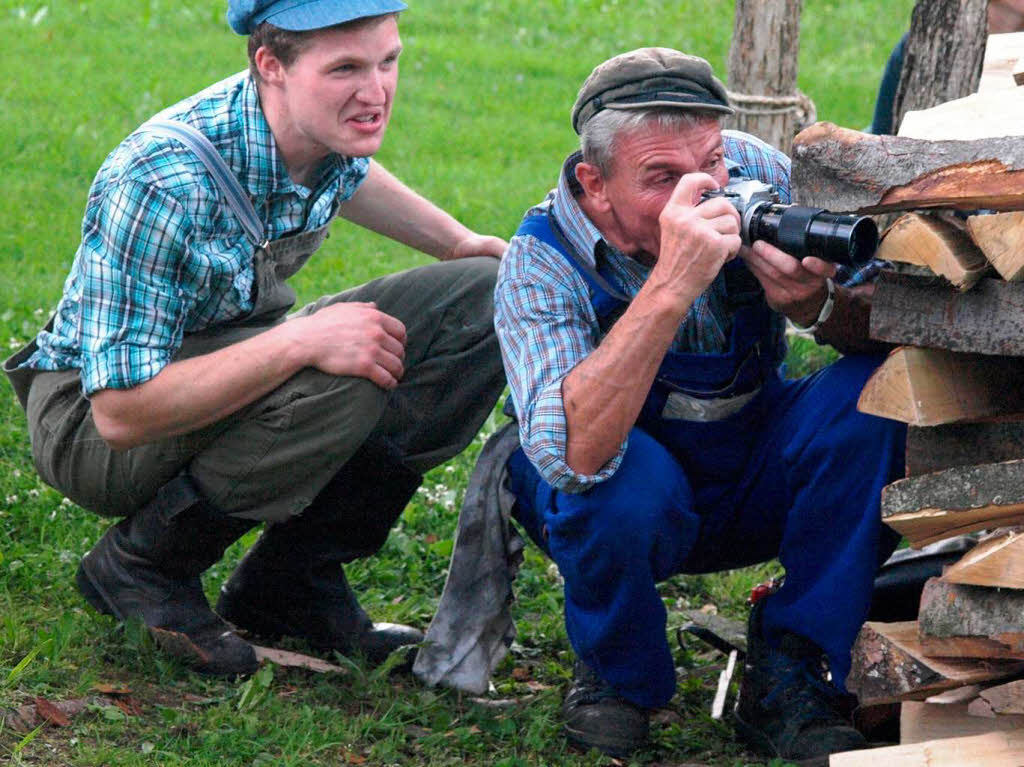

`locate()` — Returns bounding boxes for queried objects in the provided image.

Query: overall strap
[515,211,630,324]
[138,120,267,249]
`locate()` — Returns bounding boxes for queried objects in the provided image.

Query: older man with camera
[494,48,906,764]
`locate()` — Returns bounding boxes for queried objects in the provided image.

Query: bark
[870,271,1024,357]
[725,0,804,154]
[790,122,1024,212]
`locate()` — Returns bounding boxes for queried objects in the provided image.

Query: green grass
[1,1,911,764]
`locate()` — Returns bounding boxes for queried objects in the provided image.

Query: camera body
[702,178,877,267]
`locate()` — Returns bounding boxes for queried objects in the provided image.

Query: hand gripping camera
[702,179,878,267]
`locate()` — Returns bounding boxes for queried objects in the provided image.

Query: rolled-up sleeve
[77,179,195,395]
[494,233,627,493]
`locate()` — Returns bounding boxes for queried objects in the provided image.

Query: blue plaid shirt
[495,130,880,493]
[25,72,370,395]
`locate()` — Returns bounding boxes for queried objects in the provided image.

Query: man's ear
[254,46,286,86]
[575,161,610,213]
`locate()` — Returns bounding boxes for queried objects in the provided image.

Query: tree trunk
[725,0,804,155]
[892,0,988,133]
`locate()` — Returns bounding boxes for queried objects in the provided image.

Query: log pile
[791,37,1024,765]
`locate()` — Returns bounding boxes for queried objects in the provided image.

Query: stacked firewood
[789,42,1024,765]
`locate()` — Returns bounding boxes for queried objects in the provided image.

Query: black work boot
[76,474,259,676]
[216,437,424,664]
[562,660,650,758]
[733,602,867,767]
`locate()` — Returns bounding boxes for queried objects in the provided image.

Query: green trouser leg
[26,256,504,523]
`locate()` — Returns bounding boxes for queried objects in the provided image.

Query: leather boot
[216,437,424,664]
[76,473,259,676]
[733,601,867,767]
[562,660,650,758]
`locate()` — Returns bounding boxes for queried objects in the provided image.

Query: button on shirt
[494,130,879,494]
[25,72,369,396]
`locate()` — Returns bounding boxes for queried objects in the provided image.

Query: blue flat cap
[228,0,407,35]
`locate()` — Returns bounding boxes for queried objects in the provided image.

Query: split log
[880,459,1024,547]
[943,529,1024,589]
[978,32,1024,93]
[918,578,1024,659]
[876,213,988,291]
[870,271,1024,357]
[977,679,1024,714]
[966,211,1024,281]
[856,347,1024,427]
[790,122,1024,213]
[845,621,1024,706]
[900,701,1024,746]
[906,421,1024,477]
[890,0,987,132]
[830,731,1024,766]
[897,90,1024,141]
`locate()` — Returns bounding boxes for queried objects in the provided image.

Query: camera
[701,179,877,267]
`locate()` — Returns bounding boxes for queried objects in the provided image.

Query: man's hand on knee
[292,302,407,390]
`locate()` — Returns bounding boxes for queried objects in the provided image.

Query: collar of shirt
[235,74,345,204]
[549,151,608,269]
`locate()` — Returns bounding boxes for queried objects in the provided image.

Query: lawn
[1,1,913,765]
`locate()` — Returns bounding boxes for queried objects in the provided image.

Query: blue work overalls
[505,210,906,709]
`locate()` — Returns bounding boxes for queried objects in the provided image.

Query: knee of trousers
[544,429,698,584]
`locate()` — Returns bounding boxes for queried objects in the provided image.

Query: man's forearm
[90,322,309,450]
[562,283,688,476]
[337,160,476,260]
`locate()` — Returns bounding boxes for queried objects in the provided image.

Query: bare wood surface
[877,213,989,291]
[966,211,1024,281]
[830,731,1024,766]
[944,530,1024,589]
[906,421,1024,477]
[790,122,1024,213]
[890,0,987,133]
[724,0,803,155]
[979,32,1024,92]
[918,578,1024,659]
[846,621,1024,706]
[870,271,1024,357]
[899,701,1024,746]
[856,347,1024,427]
[880,460,1024,546]
[978,679,1024,714]
[898,90,1024,140]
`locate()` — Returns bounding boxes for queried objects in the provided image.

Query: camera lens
[747,205,877,267]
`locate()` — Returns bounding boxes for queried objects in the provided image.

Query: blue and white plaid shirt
[495,130,880,493]
[25,72,370,395]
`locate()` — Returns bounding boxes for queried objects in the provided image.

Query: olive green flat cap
[571,47,733,134]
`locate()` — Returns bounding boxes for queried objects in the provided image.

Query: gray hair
[580,108,722,177]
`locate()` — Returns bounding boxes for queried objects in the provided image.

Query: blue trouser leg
[507,353,905,706]
[751,354,905,688]
[508,431,702,708]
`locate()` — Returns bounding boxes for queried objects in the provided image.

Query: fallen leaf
[511,666,531,682]
[91,682,132,695]
[35,697,70,727]
[252,645,347,674]
[113,697,144,717]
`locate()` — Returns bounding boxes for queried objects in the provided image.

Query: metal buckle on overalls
[661,386,761,422]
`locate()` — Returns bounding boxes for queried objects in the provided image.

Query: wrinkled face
[275,15,401,160]
[595,119,729,261]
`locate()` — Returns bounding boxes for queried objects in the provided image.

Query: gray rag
[412,421,525,694]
